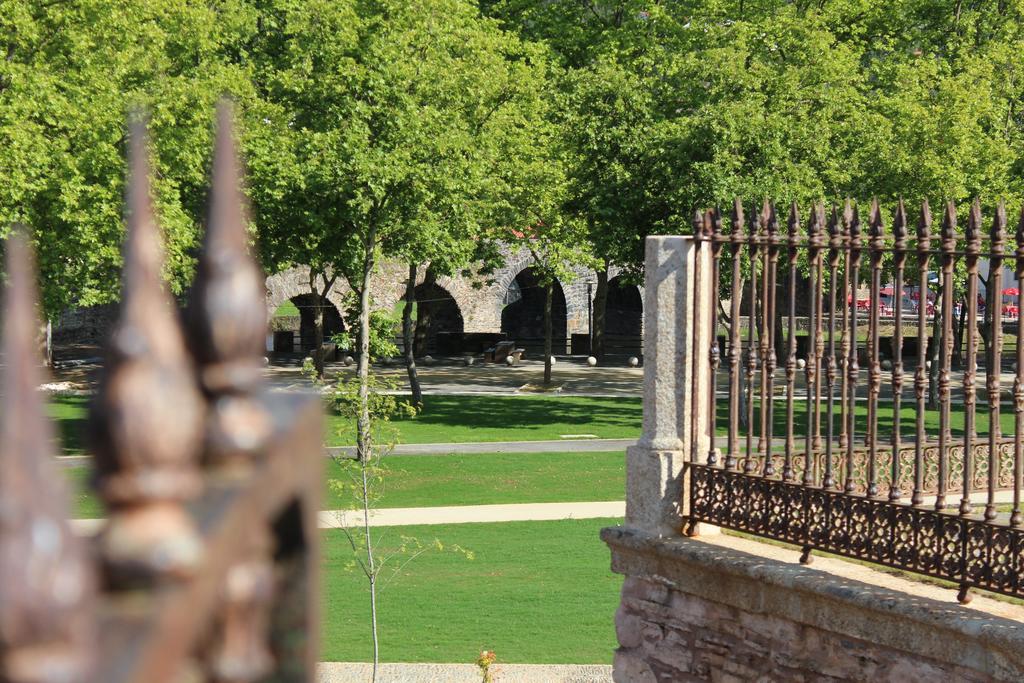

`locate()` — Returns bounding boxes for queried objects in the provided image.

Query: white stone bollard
[587,356,597,366]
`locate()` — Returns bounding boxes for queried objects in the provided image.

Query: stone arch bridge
[265,245,644,356]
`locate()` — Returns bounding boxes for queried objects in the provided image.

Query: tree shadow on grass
[395,395,642,434]
[47,395,89,455]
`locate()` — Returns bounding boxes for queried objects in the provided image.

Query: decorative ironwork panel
[689,465,1024,601]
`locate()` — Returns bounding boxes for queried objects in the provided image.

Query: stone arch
[605,274,644,356]
[412,280,465,356]
[270,294,346,353]
[265,266,350,322]
[491,247,590,344]
[500,266,568,354]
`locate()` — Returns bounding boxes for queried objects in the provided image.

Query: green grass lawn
[64,466,104,518]
[716,396,1024,442]
[46,394,641,454]
[48,395,89,455]
[321,517,622,663]
[273,300,300,317]
[66,450,626,518]
[323,451,625,510]
[325,395,642,446]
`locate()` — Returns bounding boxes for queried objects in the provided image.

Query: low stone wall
[603,527,1024,682]
[53,303,118,346]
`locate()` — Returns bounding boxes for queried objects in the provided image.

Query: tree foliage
[0,0,254,314]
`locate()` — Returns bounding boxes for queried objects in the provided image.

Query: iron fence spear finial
[888,200,909,500]
[0,230,97,683]
[959,201,984,516]
[936,201,958,510]
[725,198,745,470]
[844,201,862,492]
[188,102,278,681]
[911,200,933,506]
[803,203,826,483]
[983,201,1008,521]
[1013,204,1024,525]
[188,101,267,397]
[89,117,205,585]
[781,201,800,481]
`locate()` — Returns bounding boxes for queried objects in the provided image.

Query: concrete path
[265,360,644,397]
[56,439,633,468]
[318,662,612,682]
[327,438,633,457]
[318,501,625,528]
[72,501,625,535]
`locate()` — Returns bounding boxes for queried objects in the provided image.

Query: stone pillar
[626,236,712,536]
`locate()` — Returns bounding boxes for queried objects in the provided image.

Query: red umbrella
[1004,287,1020,297]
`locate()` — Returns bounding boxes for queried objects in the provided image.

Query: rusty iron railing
[686,198,1024,604]
[0,104,322,683]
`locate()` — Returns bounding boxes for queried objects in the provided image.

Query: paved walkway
[265,360,644,397]
[72,501,625,534]
[318,501,624,528]
[318,662,612,682]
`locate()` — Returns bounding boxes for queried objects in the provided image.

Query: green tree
[0,0,255,317]
[244,0,553,451]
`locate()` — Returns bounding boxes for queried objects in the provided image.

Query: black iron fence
[685,198,1024,603]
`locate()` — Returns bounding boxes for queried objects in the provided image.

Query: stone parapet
[602,526,1024,682]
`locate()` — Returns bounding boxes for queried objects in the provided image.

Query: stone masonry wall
[614,575,989,683]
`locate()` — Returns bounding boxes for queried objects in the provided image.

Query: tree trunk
[403,262,423,408]
[356,227,377,462]
[307,269,337,380]
[361,464,379,682]
[543,281,553,385]
[414,269,436,357]
[307,270,324,378]
[592,265,608,358]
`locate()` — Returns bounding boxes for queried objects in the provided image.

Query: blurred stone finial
[187,101,271,469]
[0,230,96,682]
[90,117,205,585]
